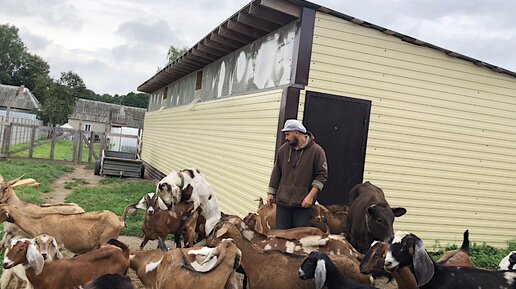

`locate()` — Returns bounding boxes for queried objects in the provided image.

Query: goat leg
[158,238,168,253]
[139,237,149,250]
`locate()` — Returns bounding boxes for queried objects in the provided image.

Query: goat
[129,247,238,289]
[225,215,363,260]
[0,175,84,248]
[499,251,516,270]
[0,203,133,254]
[155,238,241,289]
[84,274,135,289]
[2,238,130,289]
[360,230,474,289]
[247,198,347,234]
[435,230,473,267]
[299,251,378,289]
[207,221,372,289]
[243,212,327,238]
[129,249,165,289]
[384,231,516,289]
[156,168,221,235]
[134,193,203,250]
[1,234,62,289]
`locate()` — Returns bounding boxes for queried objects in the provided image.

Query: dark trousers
[275,204,313,229]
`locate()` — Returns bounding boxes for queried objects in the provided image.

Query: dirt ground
[45,165,397,289]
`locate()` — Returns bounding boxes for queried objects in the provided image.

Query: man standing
[267,119,328,229]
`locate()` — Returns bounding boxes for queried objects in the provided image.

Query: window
[196,70,203,90]
[84,124,91,131]
[163,87,168,100]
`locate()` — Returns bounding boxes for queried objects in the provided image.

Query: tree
[0,24,27,84]
[59,71,90,99]
[34,77,76,126]
[13,53,50,91]
[167,45,188,63]
[0,24,51,90]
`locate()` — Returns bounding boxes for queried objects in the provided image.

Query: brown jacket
[268,132,328,207]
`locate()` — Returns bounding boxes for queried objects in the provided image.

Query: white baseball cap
[281,119,307,133]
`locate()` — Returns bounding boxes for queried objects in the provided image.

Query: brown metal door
[303,91,371,206]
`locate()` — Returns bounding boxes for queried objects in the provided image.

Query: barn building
[68,99,146,134]
[137,0,516,247]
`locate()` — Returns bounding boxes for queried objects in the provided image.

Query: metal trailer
[94,150,144,178]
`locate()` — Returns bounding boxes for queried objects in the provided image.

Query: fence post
[28,125,36,158]
[4,123,12,156]
[99,132,106,160]
[50,126,57,160]
[88,131,94,164]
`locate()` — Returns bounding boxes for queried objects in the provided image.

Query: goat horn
[7,175,25,187]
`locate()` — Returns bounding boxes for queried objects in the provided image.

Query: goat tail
[107,239,130,259]
[120,204,136,225]
[461,229,470,255]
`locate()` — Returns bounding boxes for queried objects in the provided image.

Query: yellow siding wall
[142,90,282,216]
[306,12,516,248]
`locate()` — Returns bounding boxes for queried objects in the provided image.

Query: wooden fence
[0,120,142,165]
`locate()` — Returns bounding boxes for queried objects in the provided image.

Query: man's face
[284,131,298,145]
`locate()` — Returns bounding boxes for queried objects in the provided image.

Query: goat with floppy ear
[384,231,516,289]
[299,251,378,289]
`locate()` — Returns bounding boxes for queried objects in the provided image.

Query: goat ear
[157,197,168,210]
[257,197,264,208]
[0,175,3,183]
[392,207,407,217]
[413,239,434,286]
[254,217,264,234]
[367,204,377,215]
[27,243,45,275]
[135,196,146,210]
[52,238,63,259]
[314,259,326,289]
[215,227,228,239]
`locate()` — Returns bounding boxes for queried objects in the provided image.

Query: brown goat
[207,221,372,289]
[135,193,205,250]
[0,204,132,254]
[247,198,347,234]
[225,215,362,260]
[1,234,62,289]
[436,230,474,267]
[155,239,241,289]
[0,175,84,248]
[129,249,164,289]
[2,239,130,289]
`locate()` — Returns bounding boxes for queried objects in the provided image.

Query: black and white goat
[298,251,378,289]
[384,231,516,289]
[499,251,516,271]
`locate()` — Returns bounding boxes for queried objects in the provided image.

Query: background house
[0,84,43,146]
[137,0,516,247]
[68,98,146,134]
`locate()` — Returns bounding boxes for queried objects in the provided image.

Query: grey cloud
[0,0,82,29]
[20,31,52,51]
[116,19,182,46]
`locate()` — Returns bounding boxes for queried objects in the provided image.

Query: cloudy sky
[1,0,515,95]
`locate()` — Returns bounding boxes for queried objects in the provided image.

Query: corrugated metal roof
[0,84,40,111]
[137,0,516,94]
[69,99,147,128]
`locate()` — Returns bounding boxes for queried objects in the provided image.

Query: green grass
[428,240,516,269]
[10,139,100,162]
[65,179,155,236]
[64,178,89,189]
[0,159,74,203]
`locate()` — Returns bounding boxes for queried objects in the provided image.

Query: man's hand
[301,195,314,208]
[302,187,319,208]
[266,193,275,207]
